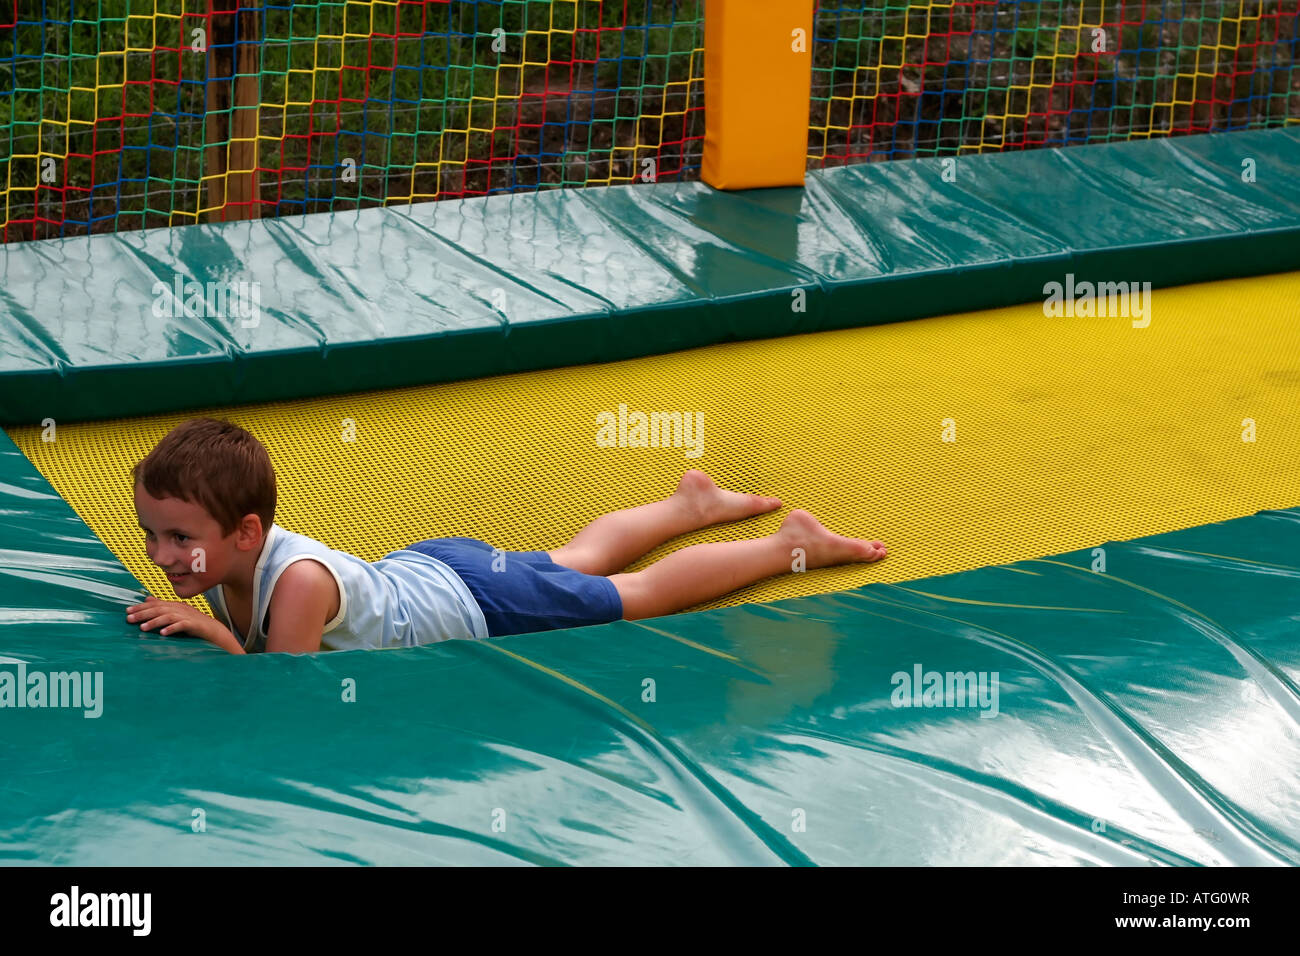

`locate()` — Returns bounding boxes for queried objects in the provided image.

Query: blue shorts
[401,536,624,638]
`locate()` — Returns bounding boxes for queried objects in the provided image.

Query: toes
[854,539,887,562]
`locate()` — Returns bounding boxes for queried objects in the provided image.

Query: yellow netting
[8,270,1299,616]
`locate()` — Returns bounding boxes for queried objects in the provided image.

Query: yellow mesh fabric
[9,270,1299,617]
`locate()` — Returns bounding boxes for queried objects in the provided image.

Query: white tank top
[202,524,489,652]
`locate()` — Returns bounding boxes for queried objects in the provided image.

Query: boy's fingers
[129,599,180,620]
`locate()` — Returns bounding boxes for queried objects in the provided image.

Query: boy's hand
[126,595,211,637]
[127,597,230,646]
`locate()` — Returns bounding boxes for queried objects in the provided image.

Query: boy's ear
[234,513,265,550]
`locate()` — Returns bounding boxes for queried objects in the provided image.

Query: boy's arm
[264,559,339,654]
[201,620,246,655]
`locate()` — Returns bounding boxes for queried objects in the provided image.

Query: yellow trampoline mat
[9,269,1300,617]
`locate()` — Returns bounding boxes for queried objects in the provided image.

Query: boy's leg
[608,509,887,620]
[547,469,782,575]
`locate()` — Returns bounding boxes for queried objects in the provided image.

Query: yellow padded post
[702,0,814,189]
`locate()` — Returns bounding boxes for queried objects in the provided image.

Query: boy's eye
[174,534,188,543]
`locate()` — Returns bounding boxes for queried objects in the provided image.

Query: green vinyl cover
[2,428,1298,865]
[1,126,1298,425]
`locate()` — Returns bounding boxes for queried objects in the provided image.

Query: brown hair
[133,418,277,537]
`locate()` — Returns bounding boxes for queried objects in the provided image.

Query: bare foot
[779,509,887,568]
[674,469,782,526]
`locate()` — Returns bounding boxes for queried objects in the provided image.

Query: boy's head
[133,418,276,598]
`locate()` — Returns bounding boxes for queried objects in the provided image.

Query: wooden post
[204,3,261,222]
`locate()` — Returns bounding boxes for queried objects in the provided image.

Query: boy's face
[133,483,243,599]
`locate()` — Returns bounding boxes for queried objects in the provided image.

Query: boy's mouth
[166,572,190,584]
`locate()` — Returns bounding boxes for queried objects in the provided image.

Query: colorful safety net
[2,1,1296,241]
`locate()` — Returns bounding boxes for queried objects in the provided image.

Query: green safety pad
[0,431,155,662]
[1,127,1298,426]
[2,428,1297,865]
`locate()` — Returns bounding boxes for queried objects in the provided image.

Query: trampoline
[1,1,1298,866]
[7,267,1300,613]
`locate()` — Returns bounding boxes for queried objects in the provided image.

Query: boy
[127,418,887,653]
